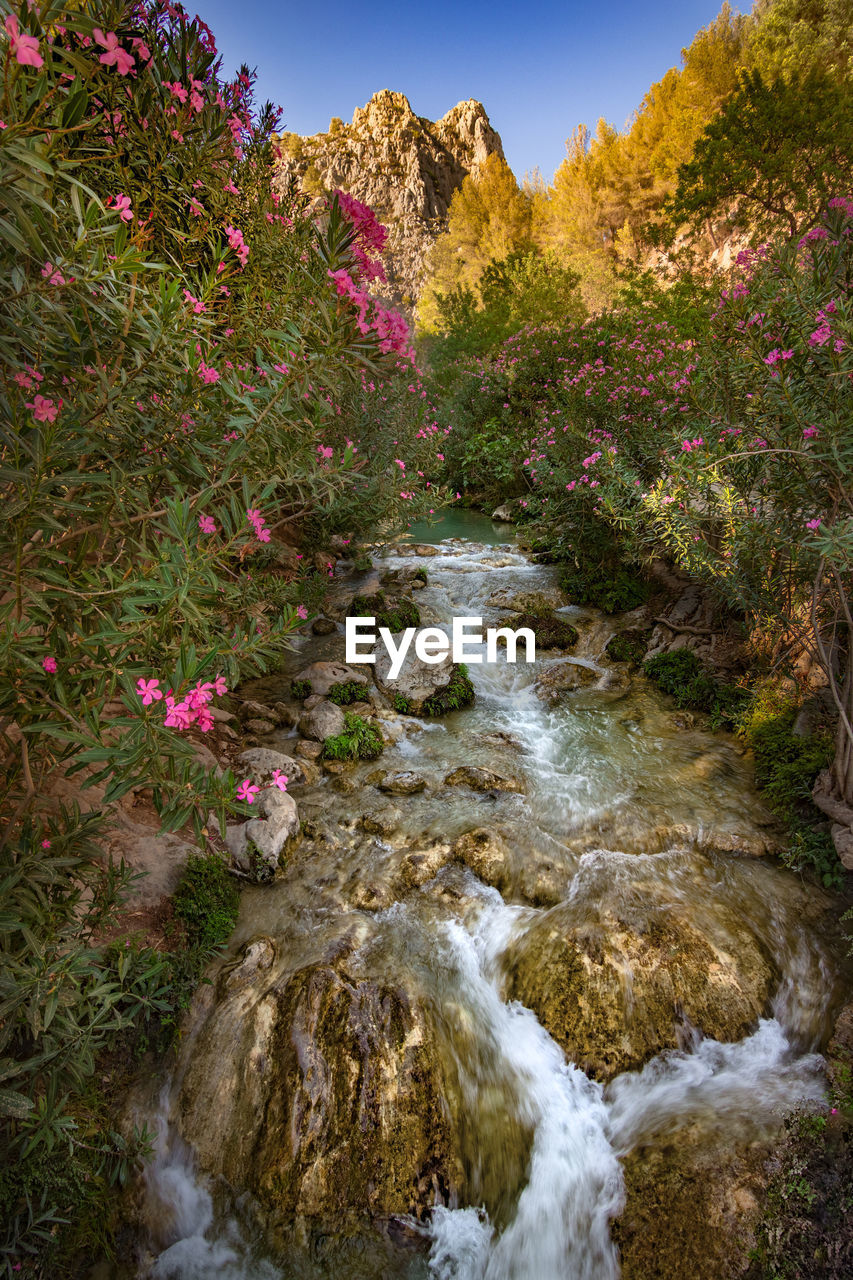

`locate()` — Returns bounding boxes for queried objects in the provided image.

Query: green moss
[327,679,367,705]
[322,712,384,761]
[606,629,649,666]
[643,649,747,727]
[290,678,311,700]
[172,854,240,951]
[509,612,578,650]
[349,591,420,633]
[393,693,412,714]
[421,663,475,716]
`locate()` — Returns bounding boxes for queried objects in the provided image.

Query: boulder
[312,616,338,636]
[452,829,511,893]
[502,886,775,1081]
[536,659,600,702]
[491,503,516,523]
[175,939,462,1227]
[486,587,568,614]
[378,771,427,796]
[226,790,300,883]
[237,748,314,788]
[298,699,346,743]
[360,805,403,837]
[444,766,523,794]
[292,662,369,698]
[295,739,323,761]
[374,649,472,717]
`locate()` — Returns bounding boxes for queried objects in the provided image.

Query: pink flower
[213,675,228,697]
[111,193,133,223]
[805,518,821,531]
[271,770,288,790]
[296,605,308,620]
[42,655,57,674]
[225,225,249,267]
[136,677,163,705]
[41,839,51,849]
[27,395,61,423]
[236,779,259,804]
[5,16,43,68]
[802,426,820,440]
[41,262,65,286]
[317,445,333,460]
[198,361,220,384]
[93,29,135,75]
[198,514,217,533]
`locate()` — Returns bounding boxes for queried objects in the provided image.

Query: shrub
[327,680,368,705]
[508,613,578,650]
[172,854,241,952]
[322,713,384,761]
[606,630,650,666]
[643,650,747,726]
[291,679,312,701]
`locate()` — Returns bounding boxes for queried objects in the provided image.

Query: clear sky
[193,0,746,182]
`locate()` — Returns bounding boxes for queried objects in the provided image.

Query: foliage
[643,650,747,726]
[559,554,650,615]
[327,679,368,705]
[605,629,650,666]
[349,591,420,633]
[421,663,475,716]
[0,0,439,1268]
[322,712,384,761]
[171,853,240,951]
[290,679,312,700]
[659,70,853,242]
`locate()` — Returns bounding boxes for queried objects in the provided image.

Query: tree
[660,70,853,241]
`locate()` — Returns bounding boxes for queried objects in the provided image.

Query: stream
[116,510,849,1280]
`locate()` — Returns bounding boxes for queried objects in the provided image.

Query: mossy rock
[606,629,650,667]
[502,886,775,1081]
[348,590,420,633]
[506,612,578,651]
[421,663,475,716]
[322,713,384,762]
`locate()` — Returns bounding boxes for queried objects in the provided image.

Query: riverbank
[99,511,851,1280]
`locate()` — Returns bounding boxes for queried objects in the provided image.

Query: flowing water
[119,511,849,1280]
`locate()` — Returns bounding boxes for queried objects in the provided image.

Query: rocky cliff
[273,90,505,304]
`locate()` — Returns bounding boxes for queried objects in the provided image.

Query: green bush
[606,630,650,666]
[172,854,241,952]
[322,713,384,761]
[643,650,747,727]
[291,679,312,701]
[327,680,368,705]
[560,558,649,615]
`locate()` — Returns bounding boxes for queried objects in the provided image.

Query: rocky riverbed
[112,511,851,1280]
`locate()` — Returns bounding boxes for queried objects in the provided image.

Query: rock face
[176,937,461,1230]
[274,90,504,304]
[503,886,775,1081]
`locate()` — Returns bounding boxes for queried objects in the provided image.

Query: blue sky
[194,0,746,181]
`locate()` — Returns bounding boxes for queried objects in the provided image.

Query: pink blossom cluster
[335,190,388,283]
[136,676,228,734]
[329,268,414,359]
[5,15,42,67]
[236,769,287,803]
[225,225,249,267]
[247,507,271,541]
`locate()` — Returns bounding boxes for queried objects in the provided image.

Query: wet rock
[209,705,237,724]
[361,805,403,836]
[412,543,440,557]
[243,717,277,736]
[398,842,453,888]
[293,661,369,698]
[175,951,462,1227]
[238,698,278,723]
[222,937,276,992]
[669,711,696,731]
[374,650,470,717]
[445,766,523,794]
[491,503,516,522]
[272,701,300,728]
[614,1131,771,1280]
[503,886,775,1081]
[517,860,567,907]
[378,771,427,795]
[536,660,599,702]
[323,760,347,775]
[237,748,314,788]
[486,587,568,614]
[475,731,523,752]
[295,739,323,761]
[299,699,346,743]
[312,617,338,636]
[226,791,300,883]
[452,829,511,893]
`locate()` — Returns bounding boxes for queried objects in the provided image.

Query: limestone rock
[312,617,337,636]
[374,648,468,716]
[226,789,300,882]
[298,699,346,743]
[503,887,775,1081]
[491,503,516,522]
[360,805,403,836]
[176,942,462,1227]
[486,587,568,614]
[444,766,523,794]
[274,91,504,306]
[378,771,427,795]
[236,748,309,787]
[453,829,511,893]
[295,739,323,761]
[293,661,369,698]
